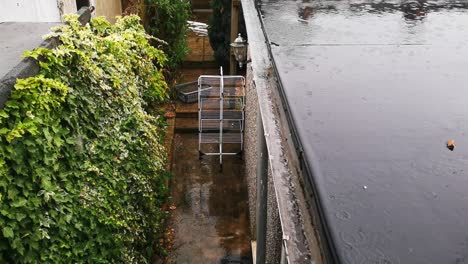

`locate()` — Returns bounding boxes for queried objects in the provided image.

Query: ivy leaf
[11,198,27,208]
[2,227,13,238]
[43,128,52,143]
[16,213,26,222]
[7,188,19,200]
[65,213,72,223]
[12,237,24,255]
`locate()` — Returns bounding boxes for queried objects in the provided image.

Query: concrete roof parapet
[0,7,93,109]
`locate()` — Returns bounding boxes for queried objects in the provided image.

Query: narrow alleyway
[164,6,252,261]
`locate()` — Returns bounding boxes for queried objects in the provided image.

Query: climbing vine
[0,15,169,263]
[144,0,191,71]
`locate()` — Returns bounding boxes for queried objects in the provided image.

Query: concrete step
[175,117,244,133]
[175,112,197,119]
[175,117,198,132]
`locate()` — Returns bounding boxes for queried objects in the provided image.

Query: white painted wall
[0,0,62,22]
[0,0,116,23]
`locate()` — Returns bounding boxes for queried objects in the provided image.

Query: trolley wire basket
[175,81,212,103]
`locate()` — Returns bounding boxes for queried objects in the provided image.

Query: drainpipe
[256,110,268,264]
[280,242,287,264]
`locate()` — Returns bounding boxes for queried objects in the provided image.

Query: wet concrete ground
[167,133,252,263]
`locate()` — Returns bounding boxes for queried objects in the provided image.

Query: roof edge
[241,0,317,262]
[0,6,94,109]
[241,0,342,263]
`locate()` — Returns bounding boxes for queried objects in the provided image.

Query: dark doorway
[76,0,90,10]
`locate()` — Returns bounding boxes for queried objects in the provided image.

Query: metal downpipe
[256,110,268,264]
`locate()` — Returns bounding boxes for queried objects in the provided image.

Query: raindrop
[336,211,351,220]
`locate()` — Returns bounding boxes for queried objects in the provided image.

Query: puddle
[167,133,252,263]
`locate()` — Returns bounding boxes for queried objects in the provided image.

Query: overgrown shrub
[0,15,169,263]
[209,0,246,70]
[144,0,191,71]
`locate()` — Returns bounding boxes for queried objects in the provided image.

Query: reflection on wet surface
[261,0,468,263]
[261,0,468,46]
[167,133,251,263]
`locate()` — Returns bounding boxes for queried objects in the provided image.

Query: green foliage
[0,15,170,263]
[144,0,191,71]
[209,0,246,70]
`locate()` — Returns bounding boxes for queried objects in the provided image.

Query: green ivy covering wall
[144,0,191,71]
[0,15,169,263]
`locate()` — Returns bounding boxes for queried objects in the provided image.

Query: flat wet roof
[260,0,468,263]
[0,22,59,79]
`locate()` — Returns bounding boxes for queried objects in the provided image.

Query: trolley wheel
[238,150,243,160]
